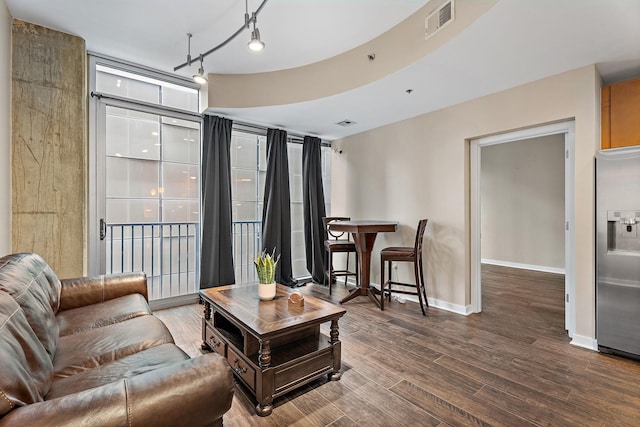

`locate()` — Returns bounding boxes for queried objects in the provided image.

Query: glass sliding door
[287,143,306,278]
[230,131,264,282]
[104,107,201,300]
[91,59,202,302]
[289,143,333,278]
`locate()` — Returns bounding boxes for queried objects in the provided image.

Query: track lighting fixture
[174,0,268,74]
[183,34,207,85]
[193,55,207,85]
[248,14,265,52]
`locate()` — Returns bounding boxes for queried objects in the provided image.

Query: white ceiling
[6,0,640,140]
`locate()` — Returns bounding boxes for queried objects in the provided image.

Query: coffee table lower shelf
[203,318,341,416]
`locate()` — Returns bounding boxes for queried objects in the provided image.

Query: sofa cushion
[0,253,61,358]
[1,354,234,427]
[0,292,53,416]
[56,293,152,337]
[46,343,189,400]
[53,315,175,378]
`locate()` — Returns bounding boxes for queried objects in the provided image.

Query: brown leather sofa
[0,253,234,426]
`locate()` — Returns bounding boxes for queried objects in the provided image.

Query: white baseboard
[481,258,565,275]
[391,294,471,315]
[368,281,471,315]
[570,334,598,351]
[429,298,473,315]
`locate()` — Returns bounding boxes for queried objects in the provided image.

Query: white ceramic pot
[258,283,276,301]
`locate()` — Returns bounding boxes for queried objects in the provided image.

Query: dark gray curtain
[302,136,327,283]
[261,128,296,287]
[199,115,235,289]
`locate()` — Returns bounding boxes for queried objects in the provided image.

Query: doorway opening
[470,121,576,338]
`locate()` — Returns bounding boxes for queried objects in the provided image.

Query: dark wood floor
[155,265,640,426]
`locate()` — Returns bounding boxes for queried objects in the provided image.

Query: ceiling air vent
[336,120,357,127]
[425,0,455,40]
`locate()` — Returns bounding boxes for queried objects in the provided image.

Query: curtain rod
[91,91,204,121]
[226,118,331,147]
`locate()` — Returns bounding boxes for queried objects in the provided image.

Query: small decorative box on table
[199,283,346,417]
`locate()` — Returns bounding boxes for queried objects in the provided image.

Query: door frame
[470,121,575,337]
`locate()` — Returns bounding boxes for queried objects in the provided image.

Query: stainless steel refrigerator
[596,146,640,358]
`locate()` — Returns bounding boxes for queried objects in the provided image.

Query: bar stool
[322,217,358,295]
[380,219,429,315]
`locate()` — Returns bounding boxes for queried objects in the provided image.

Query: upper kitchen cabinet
[602,77,640,149]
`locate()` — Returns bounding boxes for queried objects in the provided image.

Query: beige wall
[0,0,10,256]
[481,134,565,270]
[333,65,599,340]
[11,21,87,278]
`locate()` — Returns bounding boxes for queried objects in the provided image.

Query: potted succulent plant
[254,249,279,301]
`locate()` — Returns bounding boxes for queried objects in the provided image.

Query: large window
[230,131,263,283]
[230,130,331,282]
[288,142,333,278]
[103,109,200,226]
[96,66,199,111]
[91,58,332,298]
[93,61,201,301]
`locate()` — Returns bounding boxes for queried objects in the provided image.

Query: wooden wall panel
[610,77,640,148]
[601,77,640,150]
[600,86,610,149]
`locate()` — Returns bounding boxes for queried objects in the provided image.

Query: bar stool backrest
[414,219,429,260]
[323,217,352,241]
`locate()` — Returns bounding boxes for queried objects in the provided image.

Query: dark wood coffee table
[200,283,346,417]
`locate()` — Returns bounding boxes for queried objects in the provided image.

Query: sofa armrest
[127,353,234,425]
[0,353,234,427]
[59,272,148,311]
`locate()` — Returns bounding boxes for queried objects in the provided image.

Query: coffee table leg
[256,402,273,417]
[259,340,271,368]
[328,319,342,381]
[201,300,211,350]
[256,340,273,416]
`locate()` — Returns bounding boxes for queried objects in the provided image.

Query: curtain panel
[261,128,296,287]
[302,136,327,283]
[199,115,235,289]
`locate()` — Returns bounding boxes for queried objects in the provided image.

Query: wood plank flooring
[154,265,640,426]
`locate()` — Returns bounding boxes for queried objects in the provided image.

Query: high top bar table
[328,220,398,306]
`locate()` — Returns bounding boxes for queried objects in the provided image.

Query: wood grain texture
[601,85,611,149]
[201,284,346,337]
[156,265,640,426]
[610,77,640,148]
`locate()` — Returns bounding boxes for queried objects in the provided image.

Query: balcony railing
[104,220,262,301]
[233,220,262,283]
[105,222,200,301]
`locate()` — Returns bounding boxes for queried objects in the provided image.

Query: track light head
[193,69,207,85]
[248,27,265,51]
[248,15,264,52]
[193,56,207,84]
